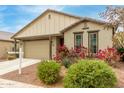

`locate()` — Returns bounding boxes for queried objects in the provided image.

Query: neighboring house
[0,31,14,59]
[12,9,114,60]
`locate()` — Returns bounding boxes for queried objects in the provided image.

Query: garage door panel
[24,40,49,59]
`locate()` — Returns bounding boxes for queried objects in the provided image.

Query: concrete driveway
[0,58,41,75]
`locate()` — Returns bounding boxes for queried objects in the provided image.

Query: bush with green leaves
[37,60,61,84]
[64,59,117,88]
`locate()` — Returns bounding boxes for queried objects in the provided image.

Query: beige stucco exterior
[0,40,14,59]
[64,21,113,50]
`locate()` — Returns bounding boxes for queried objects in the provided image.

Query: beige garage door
[24,40,49,59]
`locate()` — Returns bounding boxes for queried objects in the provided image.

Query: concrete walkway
[0,78,41,88]
[0,58,41,75]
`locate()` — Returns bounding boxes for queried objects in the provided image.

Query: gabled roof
[47,9,82,19]
[60,17,114,33]
[12,9,114,38]
[11,9,82,39]
[0,31,14,42]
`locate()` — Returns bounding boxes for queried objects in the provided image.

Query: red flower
[53,45,88,62]
[96,47,118,63]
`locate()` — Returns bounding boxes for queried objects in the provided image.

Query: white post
[19,47,23,74]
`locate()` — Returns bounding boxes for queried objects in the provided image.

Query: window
[74,33,83,48]
[88,32,98,53]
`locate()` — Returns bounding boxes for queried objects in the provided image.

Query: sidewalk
[0,78,41,88]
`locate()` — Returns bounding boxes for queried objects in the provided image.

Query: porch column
[14,39,17,52]
[49,36,52,60]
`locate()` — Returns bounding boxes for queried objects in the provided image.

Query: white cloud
[16,5,65,15]
[0,25,12,31]
[0,24,24,33]
[0,19,30,32]
[0,14,27,32]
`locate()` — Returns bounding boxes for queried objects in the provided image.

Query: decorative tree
[100,6,124,32]
[100,6,124,48]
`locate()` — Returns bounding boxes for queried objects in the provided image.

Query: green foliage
[37,60,61,84]
[62,57,72,68]
[117,48,124,53]
[64,59,117,88]
[117,48,124,61]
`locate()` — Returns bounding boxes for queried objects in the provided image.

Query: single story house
[0,31,15,59]
[12,9,115,60]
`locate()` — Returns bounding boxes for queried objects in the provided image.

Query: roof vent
[48,14,51,19]
[82,22,89,30]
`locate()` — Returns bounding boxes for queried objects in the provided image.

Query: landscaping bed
[0,62,124,88]
[1,45,124,88]
[0,58,7,62]
[112,62,124,88]
[0,63,65,88]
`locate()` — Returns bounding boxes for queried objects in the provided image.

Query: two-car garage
[24,40,50,59]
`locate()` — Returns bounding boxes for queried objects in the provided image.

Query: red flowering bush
[54,45,120,67]
[53,45,88,68]
[96,47,119,65]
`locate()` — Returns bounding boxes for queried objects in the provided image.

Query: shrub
[37,60,61,84]
[117,48,124,53]
[64,60,117,88]
[117,48,124,61]
[53,45,88,68]
[96,48,118,65]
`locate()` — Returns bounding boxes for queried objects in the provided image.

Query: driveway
[0,58,41,75]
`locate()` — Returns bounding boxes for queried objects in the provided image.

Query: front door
[57,37,64,46]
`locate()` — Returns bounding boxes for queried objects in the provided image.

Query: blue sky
[0,5,108,33]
